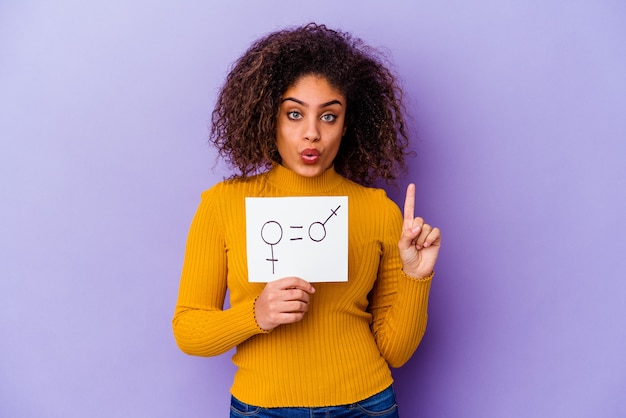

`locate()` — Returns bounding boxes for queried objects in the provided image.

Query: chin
[296,164,330,177]
[295,168,321,177]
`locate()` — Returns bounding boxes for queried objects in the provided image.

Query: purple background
[1,1,625,417]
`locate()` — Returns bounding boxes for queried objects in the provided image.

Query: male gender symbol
[308,205,341,242]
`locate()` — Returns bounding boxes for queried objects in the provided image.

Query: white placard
[245,196,348,282]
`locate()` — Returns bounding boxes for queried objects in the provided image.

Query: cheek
[275,122,289,145]
[327,135,343,159]
[276,120,297,141]
[330,126,345,147]
[274,126,295,160]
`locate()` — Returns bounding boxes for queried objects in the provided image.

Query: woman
[173,23,441,417]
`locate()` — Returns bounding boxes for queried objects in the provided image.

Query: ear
[342,125,347,136]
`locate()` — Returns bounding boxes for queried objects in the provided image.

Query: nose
[304,119,320,142]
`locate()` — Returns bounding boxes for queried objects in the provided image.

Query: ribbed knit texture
[172,164,432,408]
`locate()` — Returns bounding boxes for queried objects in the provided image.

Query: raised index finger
[404,183,416,223]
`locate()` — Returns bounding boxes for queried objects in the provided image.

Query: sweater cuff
[401,270,435,281]
[253,296,272,334]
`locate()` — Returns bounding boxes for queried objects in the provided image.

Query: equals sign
[290,226,303,240]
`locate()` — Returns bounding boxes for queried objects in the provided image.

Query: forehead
[282,75,345,104]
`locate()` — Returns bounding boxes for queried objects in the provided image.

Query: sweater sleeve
[368,198,433,368]
[172,187,266,357]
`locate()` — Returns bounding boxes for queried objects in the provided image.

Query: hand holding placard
[254,277,316,331]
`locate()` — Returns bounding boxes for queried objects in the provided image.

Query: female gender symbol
[261,221,283,274]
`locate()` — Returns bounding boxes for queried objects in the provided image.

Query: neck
[266,163,343,194]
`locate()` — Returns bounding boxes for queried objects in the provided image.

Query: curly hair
[210,23,411,186]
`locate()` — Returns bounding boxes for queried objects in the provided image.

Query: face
[276,75,347,178]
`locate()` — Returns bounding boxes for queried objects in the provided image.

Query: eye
[321,114,336,122]
[287,111,302,120]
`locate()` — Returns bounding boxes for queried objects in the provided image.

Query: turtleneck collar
[265,163,344,194]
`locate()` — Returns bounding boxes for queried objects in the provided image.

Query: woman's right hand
[254,277,316,331]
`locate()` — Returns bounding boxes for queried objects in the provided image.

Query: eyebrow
[281,97,343,108]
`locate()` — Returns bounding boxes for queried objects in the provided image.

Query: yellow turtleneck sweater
[172,164,432,408]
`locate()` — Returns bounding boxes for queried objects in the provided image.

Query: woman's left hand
[398,183,441,279]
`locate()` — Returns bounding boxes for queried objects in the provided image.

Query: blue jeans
[230,385,399,417]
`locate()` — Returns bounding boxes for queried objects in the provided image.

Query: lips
[300,148,320,164]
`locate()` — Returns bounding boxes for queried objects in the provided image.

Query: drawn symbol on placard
[308,205,341,242]
[260,205,342,274]
[261,221,283,274]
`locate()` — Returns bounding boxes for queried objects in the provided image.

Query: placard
[245,196,348,282]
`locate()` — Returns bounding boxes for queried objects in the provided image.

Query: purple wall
[1,1,625,417]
